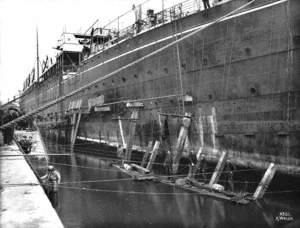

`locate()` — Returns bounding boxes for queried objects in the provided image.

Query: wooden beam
[125,110,138,162]
[172,113,191,174]
[253,163,276,200]
[209,150,228,187]
[187,163,195,179]
[131,163,150,174]
[70,112,76,144]
[146,141,160,171]
[141,141,152,167]
[209,107,218,150]
[71,112,81,146]
[118,116,126,148]
[194,108,204,177]
[158,110,163,143]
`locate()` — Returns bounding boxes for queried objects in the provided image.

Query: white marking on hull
[44,0,287,92]
[78,0,287,76]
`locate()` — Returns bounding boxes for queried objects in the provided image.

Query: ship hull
[21,0,300,173]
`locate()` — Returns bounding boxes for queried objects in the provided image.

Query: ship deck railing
[88,0,231,58]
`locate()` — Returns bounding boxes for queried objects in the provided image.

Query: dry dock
[0,143,64,228]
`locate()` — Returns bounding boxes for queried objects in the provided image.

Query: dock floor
[0,143,64,228]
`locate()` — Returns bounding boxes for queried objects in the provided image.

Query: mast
[162,0,165,23]
[36,27,40,82]
[35,27,40,110]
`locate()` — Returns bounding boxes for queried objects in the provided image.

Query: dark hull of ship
[20,0,300,173]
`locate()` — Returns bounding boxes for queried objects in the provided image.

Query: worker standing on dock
[42,165,61,208]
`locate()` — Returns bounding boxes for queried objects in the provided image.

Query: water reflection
[32,141,300,228]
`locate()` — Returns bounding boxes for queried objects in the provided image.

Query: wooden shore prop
[112,109,276,205]
[114,152,276,205]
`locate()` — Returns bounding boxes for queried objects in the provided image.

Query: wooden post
[209,107,218,151]
[118,116,126,148]
[71,114,75,144]
[74,112,81,144]
[141,141,153,167]
[197,108,204,158]
[158,110,164,143]
[71,112,81,146]
[194,108,204,177]
[70,112,76,144]
[146,141,160,171]
[172,113,191,174]
[125,110,139,162]
[187,163,195,179]
[253,163,276,200]
[209,150,228,187]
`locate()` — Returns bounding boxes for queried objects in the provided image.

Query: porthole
[250,87,256,95]
[245,47,251,56]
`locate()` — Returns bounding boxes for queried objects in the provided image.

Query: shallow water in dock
[32,141,300,228]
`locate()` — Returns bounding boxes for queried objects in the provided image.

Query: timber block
[131,163,150,174]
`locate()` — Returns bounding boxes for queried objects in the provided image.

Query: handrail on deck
[89,0,229,56]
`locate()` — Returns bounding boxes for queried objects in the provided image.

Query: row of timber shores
[20,0,300,173]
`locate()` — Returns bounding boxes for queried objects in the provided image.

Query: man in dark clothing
[2,113,14,144]
[42,165,61,207]
[203,0,211,10]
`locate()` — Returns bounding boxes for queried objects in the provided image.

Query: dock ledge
[0,142,64,228]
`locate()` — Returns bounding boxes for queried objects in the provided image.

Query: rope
[46,159,260,175]
[41,182,300,196]
[5,181,299,196]
[1,183,40,187]
[0,153,70,157]
[0,0,256,130]
[173,18,185,115]
[265,189,300,195]
[42,183,204,195]
[39,139,288,169]
[59,177,133,185]
[16,83,300,127]
[38,25,291,97]
[285,0,293,162]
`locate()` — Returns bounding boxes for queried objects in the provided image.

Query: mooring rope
[40,182,300,196]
